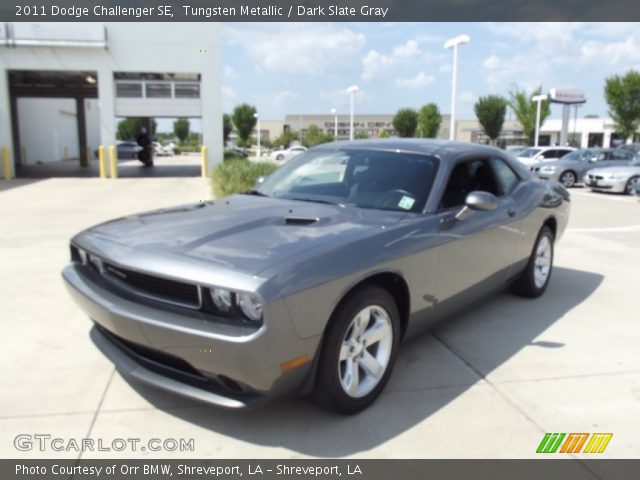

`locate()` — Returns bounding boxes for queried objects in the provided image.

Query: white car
[585,158,640,194]
[270,145,307,162]
[516,146,576,167]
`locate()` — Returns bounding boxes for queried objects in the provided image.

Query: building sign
[549,89,586,104]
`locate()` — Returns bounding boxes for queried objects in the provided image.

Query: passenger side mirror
[254,176,266,186]
[455,191,498,221]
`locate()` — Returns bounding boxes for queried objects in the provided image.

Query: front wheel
[624,176,638,195]
[313,286,400,414]
[512,226,555,298]
[559,170,577,188]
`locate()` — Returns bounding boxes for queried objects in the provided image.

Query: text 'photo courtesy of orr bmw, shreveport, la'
[63,139,569,414]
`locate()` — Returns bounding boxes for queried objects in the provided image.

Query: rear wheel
[512,226,555,298]
[624,176,638,195]
[313,286,400,414]
[559,170,577,188]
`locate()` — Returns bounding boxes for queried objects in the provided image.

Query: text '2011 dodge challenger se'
[63,140,570,414]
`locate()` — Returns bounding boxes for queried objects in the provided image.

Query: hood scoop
[284,216,319,226]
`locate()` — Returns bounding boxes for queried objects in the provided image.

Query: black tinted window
[490,158,519,194]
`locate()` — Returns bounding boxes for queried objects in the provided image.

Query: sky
[220,22,640,122]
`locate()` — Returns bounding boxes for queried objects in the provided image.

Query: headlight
[238,293,263,322]
[210,288,233,312]
[77,248,88,265]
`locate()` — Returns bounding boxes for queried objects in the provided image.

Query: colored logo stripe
[537,433,613,454]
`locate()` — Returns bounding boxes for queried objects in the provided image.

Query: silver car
[62,140,570,413]
[532,148,636,188]
[585,157,640,194]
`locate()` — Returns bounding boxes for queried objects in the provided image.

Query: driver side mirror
[455,191,498,221]
[254,176,266,187]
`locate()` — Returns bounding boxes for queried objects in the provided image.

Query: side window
[489,157,519,195]
[541,149,558,159]
[439,158,500,210]
[558,149,573,158]
[612,150,632,161]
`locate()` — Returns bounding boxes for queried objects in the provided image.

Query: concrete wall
[18,98,79,164]
[0,22,222,177]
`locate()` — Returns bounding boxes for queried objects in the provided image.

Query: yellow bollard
[98,146,106,178]
[2,147,12,180]
[109,145,118,179]
[201,145,208,177]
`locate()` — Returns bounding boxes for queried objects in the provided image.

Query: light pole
[347,85,359,141]
[444,34,470,141]
[253,112,260,159]
[532,94,547,148]
[331,108,338,141]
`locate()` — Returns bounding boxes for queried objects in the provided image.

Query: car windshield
[564,149,597,162]
[255,148,439,213]
[518,148,541,158]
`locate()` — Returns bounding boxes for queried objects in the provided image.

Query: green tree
[223,114,233,144]
[604,70,640,142]
[474,95,508,144]
[231,103,257,144]
[509,86,551,145]
[117,118,156,140]
[418,103,442,138]
[173,118,190,144]
[303,124,333,147]
[393,108,419,137]
[273,130,299,149]
[378,130,390,138]
[354,130,369,139]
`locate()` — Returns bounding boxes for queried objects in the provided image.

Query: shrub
[212,159,278,197]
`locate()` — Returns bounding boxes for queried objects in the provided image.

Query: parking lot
[0,178,638,460]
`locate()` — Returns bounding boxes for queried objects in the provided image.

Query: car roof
[312,138,507,160]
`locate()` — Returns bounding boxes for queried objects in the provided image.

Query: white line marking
[571,190,639,203]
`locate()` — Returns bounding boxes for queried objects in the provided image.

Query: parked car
[63,139,569,414]
[225,146,248,158]
[93,141,143,160]
[585,157,640,194]
[505,146,528,157]
[532,148,636,188]
[516,146,576,167]
[270,145,307,162]
[617,143,640,155]
[153,142,172,157]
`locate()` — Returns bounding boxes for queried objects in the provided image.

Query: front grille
[589,175,604,180]
[102,262,201,309]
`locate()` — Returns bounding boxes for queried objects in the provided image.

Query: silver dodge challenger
[62,140,570,414]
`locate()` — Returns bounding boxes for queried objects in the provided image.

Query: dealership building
[0,22,223,178]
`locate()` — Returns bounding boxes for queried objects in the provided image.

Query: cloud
[222,85,237,100]
[223,66,237,80]
[273,90,299,107]
[394,72,434,89]
[225,24,365,76]
[482,55,501,70]
[393,39,421,58]
[361,50,395,81]
[319,88,368,108]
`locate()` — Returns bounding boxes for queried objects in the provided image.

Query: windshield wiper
[289,197,344,207]
[245,189,269,197]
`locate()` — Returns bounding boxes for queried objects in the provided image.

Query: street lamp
[331,108,338,141]
[346,85,359,141]
[253,112,260,159]
[444,34,470,141]
[532,94,547,148]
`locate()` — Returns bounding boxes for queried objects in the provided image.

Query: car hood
[79,194,405,276]
[587,165,640,175]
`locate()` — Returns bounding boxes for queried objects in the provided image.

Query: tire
[313,285,400,414]
[559,170,577,188]
[512,226,555,298]
[624,176,638,195]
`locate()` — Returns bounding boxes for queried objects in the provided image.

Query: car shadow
[123,266,603,457]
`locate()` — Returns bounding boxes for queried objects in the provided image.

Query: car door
[432,156,522,319]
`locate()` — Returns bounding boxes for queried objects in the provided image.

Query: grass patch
[212,159,278,198]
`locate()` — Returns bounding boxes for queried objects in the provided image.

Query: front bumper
[62,264,320,408]
[584,177,627,193]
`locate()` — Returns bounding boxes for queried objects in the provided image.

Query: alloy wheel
[534,235,552,288]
